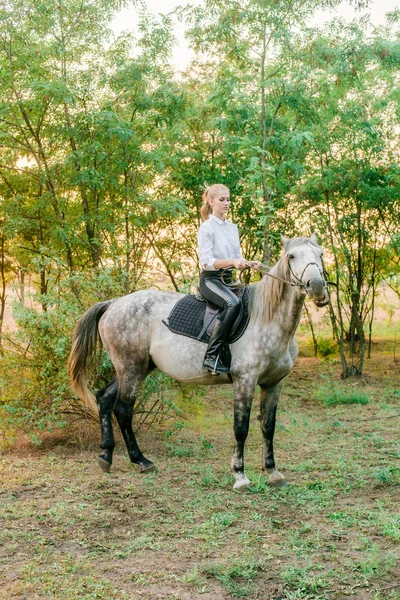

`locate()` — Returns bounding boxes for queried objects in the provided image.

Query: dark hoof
[98,456,111,473]
[139,462,158,474]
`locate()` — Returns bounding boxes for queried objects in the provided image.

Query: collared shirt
[197,214,244,271]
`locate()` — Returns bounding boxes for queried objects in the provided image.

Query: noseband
[287,260,325,290]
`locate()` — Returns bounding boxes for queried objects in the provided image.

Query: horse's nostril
[308,278,325,296]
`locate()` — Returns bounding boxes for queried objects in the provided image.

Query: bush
[0,291,83,448]
[317,337,337,357]
[134,370,188,433]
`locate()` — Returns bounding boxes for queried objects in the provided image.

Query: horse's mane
[249,237,321,324]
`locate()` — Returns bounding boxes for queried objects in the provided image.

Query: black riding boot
[202,317,231,375]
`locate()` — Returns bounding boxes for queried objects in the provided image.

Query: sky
[112,0,400,71]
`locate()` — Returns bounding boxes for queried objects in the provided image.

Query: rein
[222,259,336,289]
[254,261,306,289]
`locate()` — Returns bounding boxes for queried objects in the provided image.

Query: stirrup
[203,355,230,375]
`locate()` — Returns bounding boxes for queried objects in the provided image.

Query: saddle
[163,287,250,344]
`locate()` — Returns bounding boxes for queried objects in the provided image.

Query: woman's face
[211,192,230,220]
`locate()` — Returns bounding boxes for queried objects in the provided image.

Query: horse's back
[98,289,184,356]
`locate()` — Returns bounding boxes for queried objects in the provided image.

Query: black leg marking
[96,378,119,472]
[260,382,287,487]
[113,396,157,474]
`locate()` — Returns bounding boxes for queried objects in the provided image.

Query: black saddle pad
[163,288,250,344]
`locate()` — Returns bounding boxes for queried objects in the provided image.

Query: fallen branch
[332,413,400,423]
[376,583,400,592]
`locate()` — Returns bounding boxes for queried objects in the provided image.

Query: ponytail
[200,190,212,222]
[200,183,230,222]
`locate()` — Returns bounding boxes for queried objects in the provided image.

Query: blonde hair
[200,184,230,222]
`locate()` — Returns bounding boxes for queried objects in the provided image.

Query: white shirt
[197,214,244,271]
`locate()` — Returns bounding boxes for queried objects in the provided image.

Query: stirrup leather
[212,355,220,376]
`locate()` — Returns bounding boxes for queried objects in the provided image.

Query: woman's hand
[232,258,247,270]
[246,260,262,270]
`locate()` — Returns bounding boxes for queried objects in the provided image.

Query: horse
[68,234,330,490]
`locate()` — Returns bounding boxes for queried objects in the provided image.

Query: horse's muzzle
[314,293,330,307]
[306,278,330,307]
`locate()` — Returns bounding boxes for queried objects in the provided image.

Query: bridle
[222,257,335,290]
[287,260,328,290]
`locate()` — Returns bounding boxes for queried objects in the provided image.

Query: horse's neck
[271,286,305,339]
[248,276,305,343]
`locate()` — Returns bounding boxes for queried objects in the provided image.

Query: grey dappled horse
[68,235,330,489]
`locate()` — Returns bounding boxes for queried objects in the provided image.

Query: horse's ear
[281,235,289,248]
[310,233,318,244]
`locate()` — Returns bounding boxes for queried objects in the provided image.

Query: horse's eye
[289,254,295,260]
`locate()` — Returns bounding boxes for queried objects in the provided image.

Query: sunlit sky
[112,0,399,71]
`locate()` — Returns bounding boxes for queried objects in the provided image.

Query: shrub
[317,337,337,357]
[0,291,83,448]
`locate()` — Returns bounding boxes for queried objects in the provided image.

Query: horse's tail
[68,300,113,417]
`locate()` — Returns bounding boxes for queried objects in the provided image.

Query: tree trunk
[260,24,272,265]
[0,235,6,355]
[303,304,318,357]
[19,270,25,306]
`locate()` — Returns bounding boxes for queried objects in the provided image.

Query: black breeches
[199,271,241,327]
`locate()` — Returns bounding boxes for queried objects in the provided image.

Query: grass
[1,343,399,599]
[281,563,330,595]
[316,380,370,406]
[199,558,262,597]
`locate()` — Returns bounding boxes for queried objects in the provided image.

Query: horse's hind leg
[96,378,118,473]
[113,371,157,474]
[113,398,157,473]
[260,382,287,488]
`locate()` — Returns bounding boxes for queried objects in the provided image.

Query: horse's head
[281,234,330,307]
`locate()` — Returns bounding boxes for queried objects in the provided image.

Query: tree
[179,0,350,263]
[297,16,400,376]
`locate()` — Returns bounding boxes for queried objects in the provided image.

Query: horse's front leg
[260,381,287,487]
[231,378,256,490]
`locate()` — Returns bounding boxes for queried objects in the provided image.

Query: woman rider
[197,184,260,375]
